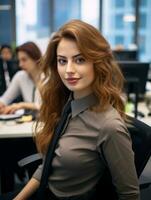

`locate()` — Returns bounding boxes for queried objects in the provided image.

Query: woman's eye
[75,57,85,64]
[20,57,27,62]
[58,59,67,65]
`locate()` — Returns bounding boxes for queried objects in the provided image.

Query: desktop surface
[0,121,33,138]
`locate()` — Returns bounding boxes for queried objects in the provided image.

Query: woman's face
[57,38,95,99]
[18,51,36,73]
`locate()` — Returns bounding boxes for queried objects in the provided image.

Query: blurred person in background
[0,44,13,61]
[0,44,16,92]
[0,42,42,194]
[0,41,42,115]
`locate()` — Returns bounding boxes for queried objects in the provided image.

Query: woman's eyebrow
[57,55,66,58]
[72,53,82,58]
[57,53,82,59]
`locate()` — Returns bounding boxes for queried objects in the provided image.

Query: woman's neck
[73,88,93,99]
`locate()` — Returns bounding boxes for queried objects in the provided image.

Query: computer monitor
[113,50,138,61]
[0,58,7,96]
[118,61,149,95]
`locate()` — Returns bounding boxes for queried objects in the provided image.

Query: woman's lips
[65,78,81,85]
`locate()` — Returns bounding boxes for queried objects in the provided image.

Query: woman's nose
[65,61,76,73]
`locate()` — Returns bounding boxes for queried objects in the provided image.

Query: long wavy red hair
[35,20,125,154]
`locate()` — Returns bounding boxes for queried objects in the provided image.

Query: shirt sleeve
[0,72,21,105]
[32,163,43,181]
[97,119,140,200]
[32,156,45,181]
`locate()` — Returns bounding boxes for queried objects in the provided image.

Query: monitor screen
[113,50,138,61]
[118,61,149,95]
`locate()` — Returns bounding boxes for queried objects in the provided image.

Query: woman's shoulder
[13,70,29,80]
[94,106,130,142]
[81,106,127,132]
[81,106,130,146]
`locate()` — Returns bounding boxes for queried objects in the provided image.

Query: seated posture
[1,20,140,200]
[0,42,42,114]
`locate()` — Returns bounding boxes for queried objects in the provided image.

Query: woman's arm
[0,72,21,105]
[97,119,140,200]
[0,101,6,113]
[19,102,40,110]
[1,102,39,114]
[13,178,40,200]
[14,161,44,200]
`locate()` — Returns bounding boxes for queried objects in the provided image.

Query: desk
[0,121,33,138]
[0,121,37,194]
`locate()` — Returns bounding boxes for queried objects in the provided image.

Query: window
[102,0,136,49]
[115,36,124,45]
[138,0,151,61]
[115,14,124,29]
[115,0,125,7]
[140,13,147,29]
[15,0,51,53]
[53,0,81,31]
[15,0,100,53]
[140,0,147,7]
[53,0,100,31]
[139,35,145,54]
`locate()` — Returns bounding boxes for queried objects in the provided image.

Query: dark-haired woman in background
[0,42,42,114]
[0,42,42,194]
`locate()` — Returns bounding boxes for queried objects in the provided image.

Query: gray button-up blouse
[33,93,140,200]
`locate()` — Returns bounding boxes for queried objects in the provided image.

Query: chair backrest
[127,116,151,176]
[96,116,151,199]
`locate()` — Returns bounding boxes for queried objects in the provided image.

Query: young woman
[0,42,42,114]
[1,20,139,200]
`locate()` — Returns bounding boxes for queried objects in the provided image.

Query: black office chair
[18,116,151,199]
[96,116,151,199]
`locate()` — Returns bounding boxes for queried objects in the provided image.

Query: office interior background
[0,1,151,199]
[0,0,151,62]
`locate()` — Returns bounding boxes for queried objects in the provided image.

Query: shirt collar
[71,93,98,118]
